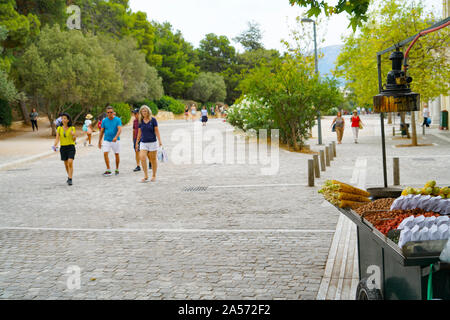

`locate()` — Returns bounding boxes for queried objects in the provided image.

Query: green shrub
[0,99,12,128]
[156,96,173,111]
[227,96,275,133]
[155,96,185,114]
[168,99,185,114]
[111,102,132,125]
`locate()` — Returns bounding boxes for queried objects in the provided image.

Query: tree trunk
[47,112,56,136]
[411,111,418,146]
[400,112,410,138]
[19,100,31,125]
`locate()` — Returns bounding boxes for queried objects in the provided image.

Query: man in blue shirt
[98,106,122,176]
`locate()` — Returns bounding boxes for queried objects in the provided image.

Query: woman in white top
[83,114,94,146]
[191,104,197,122]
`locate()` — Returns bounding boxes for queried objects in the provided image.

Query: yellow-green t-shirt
[57,126,76,146]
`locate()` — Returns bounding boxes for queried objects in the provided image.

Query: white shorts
[140,141,159,152]
[102,141,120,154]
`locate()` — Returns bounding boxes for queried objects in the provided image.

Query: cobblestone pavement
[0,115,448,300]
[0,119,338,300]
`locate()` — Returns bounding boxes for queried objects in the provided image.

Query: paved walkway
[0,115,449,300]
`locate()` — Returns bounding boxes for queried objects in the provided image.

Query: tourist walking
[210,105,215,117]
[98,106,122,176]
[184,105,189,122]
[191,104,197,122]
[422,104,430,127]
[351,110,363,144]
[52,113,76,186]
[201,106,208,126]
[83,114,94,146]
[30,108,39,132]
[132,108,142,172]
[331,111,345,144]
[135,105,162,183]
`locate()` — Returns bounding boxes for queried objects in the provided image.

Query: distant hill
[317,44,345,86]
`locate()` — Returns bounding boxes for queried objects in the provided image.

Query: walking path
[0,115,449,300]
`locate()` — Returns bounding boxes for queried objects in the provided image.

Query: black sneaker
[67,178,73,186]
[133,166,141,172]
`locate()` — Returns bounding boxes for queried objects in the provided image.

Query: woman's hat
[86,114,93,119]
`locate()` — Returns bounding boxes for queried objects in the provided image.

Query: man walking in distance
[98,106,122,176]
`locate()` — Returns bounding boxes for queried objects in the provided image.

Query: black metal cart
[336,206,450,300]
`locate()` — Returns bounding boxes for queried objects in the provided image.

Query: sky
[128,0,444,53]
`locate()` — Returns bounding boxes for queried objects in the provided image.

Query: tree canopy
[188,72,227,104]
[288,0,371,30]
[233,21,264,51]
[334,0,450,107]
[16,25,123,134]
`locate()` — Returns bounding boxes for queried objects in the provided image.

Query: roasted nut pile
[354,198,396,215]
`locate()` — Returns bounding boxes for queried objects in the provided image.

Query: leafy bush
[155,96,173,111]
[227,96,275,133]
[111,102,132,125]
[155,96,185,114]
[0,99,12,128]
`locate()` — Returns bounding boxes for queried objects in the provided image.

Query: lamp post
[302,18,322,145]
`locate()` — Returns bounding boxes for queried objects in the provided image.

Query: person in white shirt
[83,114,94,146]
[422,104,430,127]
[201,106,208,126]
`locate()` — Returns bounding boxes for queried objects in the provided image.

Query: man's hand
[113,137,118,142]
[98,142,102,150]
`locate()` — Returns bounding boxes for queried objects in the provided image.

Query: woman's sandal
[150,177,156,182]
[141,177,149,183]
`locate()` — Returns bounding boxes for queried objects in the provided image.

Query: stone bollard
[393,157,400,186]
[319,150,326,172]
[308,159,314,187]
[313,154,320,178]
[325,147,331,167]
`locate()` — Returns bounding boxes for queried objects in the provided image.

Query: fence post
[325,147,331,167]
[308,159,315,187]
[313,154,320,178]
[319,150,326,171]
[393,157,400,186]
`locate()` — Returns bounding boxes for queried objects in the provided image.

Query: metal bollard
[332,141,337,158]
[308,159,314,187]
[325,147,331,166]
[329,144,334,161]
[319,150,326,171]
[313,154,320,178]
[393,157,400,186]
